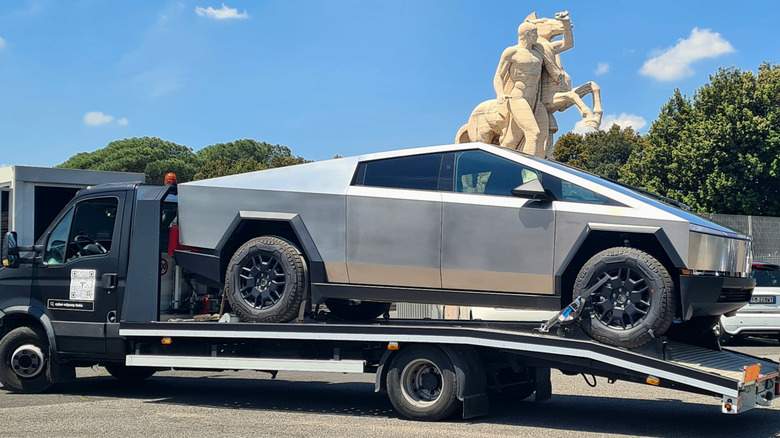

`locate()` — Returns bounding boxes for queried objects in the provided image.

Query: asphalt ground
[1,337,779,438]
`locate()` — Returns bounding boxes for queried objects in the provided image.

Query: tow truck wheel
[226,236,306,323]
[0,326,52,393]
[386,346,460,421]
[574,247,675,349]
[325,299,391,321]
[104,364,156,382]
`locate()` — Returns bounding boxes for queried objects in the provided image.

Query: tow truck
[0,177,777,421]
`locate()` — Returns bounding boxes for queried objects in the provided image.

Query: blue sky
[1,0,778,167]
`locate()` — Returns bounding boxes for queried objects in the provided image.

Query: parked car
[718,262,780,344]
[177,142,754,349]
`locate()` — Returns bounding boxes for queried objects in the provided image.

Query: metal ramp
[668,341,778,381]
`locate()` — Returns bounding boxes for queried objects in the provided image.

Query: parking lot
[1,337,778,438]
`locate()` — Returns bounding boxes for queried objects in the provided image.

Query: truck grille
[717,289,753,303]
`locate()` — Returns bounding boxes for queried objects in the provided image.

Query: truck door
[346,153,443,289]
[440,150,556,295]
[33,191,127,355]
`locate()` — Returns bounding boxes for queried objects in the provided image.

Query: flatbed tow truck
[0,180,777,421]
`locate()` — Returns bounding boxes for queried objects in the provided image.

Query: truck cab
[0,182,180,370]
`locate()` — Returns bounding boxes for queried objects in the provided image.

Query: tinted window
[355,154,442,191]
[450,150,620,205]
[751,266,780,287]
[541,173,619,205]
[44,197,119,265]
[453,150,540,196]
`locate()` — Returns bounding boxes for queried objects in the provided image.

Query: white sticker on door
[70,269,96,301]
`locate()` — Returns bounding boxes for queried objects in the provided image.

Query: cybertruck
[176,142,754,348]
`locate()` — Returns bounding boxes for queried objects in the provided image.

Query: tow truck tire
[574,247,675,349]
[226,236,306,323]
[325,299,391,321]
[386,346,460,421]
[104,364,156,382]
[0,326,52,393]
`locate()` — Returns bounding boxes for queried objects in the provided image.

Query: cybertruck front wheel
[574,247,675,349]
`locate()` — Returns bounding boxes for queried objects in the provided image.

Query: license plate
[751,296,777,304]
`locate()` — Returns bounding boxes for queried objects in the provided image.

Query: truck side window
[452,150,540,196]
[353,154,442,191]
[44,209,74,265]
[44,197,119,265]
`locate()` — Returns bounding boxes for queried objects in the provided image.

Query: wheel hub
[401,359,443,406]
[420,370,439,392]
[239,253,286,310]
[590,267,651,330]
[11,344,45,378]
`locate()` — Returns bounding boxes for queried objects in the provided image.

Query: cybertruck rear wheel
[574,247,675,349]
[226,236,307,323]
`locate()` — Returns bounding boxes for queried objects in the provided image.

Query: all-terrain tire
[574,247,675,349]
[325,299,391,321]
[225,236,307,323]
[0,326,52,393]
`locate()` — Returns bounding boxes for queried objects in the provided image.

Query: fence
[703,214,780,265]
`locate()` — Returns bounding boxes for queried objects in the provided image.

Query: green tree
[622,63,780,215]
[554,125,646,180]
[193,157,267,180]
[58,137,199,183]
[193,139,307,180]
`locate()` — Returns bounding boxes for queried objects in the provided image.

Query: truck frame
[0,181,777,421]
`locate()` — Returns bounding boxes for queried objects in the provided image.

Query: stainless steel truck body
[176,142,753,348]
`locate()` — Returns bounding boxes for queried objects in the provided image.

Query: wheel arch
[0,306,59,362]
[178,211,326,285]
[375,343,489,420]
[556,225,684,315]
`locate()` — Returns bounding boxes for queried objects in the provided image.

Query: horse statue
[456,11,603,159]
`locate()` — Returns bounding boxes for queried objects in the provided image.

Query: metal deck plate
[668,341,778,381]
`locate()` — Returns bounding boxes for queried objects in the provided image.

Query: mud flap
[534,367,552,402]
[439,345,489,419]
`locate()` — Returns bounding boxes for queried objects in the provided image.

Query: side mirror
[2,232,20,269]
[511,179,554,202]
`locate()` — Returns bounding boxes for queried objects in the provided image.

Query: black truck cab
[0,182,176,365]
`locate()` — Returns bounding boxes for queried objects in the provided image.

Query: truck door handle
[102,273,117,290]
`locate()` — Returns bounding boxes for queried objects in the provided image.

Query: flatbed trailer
[118,317,779,420]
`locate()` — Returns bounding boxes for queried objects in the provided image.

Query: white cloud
[594,62,609,76]
[83,112,129,127]
[0,37,6,49]
[195,4,249,20]
[640,28,734,81]
[572,113,648,134]
[84,112,115,126]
